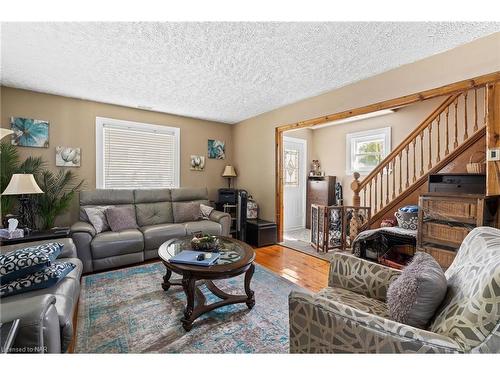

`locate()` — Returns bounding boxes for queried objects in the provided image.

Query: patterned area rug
[75,262,303,353]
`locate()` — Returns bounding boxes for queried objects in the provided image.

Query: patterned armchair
[289,227,500,353]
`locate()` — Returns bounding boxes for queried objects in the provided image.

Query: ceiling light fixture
[311,109,396,129]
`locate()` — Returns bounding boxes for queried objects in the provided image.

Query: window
[96,117,180,189]
[284,149,299,186]
[346,127,391,175]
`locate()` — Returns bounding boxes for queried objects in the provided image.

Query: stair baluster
[464,92,469,140]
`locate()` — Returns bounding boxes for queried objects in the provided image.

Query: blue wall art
[10,117,49,148]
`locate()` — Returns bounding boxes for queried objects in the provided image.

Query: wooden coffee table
[158,236,256,331]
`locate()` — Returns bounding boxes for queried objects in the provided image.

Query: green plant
[0,142,44,216]
[35,169,84,230]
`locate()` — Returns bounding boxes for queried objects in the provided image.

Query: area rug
[75,262,304,353]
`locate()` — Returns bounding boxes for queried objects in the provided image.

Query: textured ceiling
[1,22,499,124]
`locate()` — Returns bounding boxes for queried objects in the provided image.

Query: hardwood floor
[254,244,329,292]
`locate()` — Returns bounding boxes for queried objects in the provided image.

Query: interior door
[283,136,307,231]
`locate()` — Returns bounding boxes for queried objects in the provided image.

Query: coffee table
[158,236,256,331]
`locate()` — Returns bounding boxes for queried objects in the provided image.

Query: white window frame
[95,116,180,189]
[346,127,391,176]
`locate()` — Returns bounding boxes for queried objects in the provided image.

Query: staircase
[351,84,488,226]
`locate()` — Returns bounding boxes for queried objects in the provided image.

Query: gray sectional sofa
[70,187,231,274]
[0,238,82,353]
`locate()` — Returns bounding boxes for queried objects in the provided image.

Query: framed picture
[10,117,49,148]
[190,155,205,171]
[208,139,225,159]
[56,146,81,167]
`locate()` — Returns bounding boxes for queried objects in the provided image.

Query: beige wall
[1,87,233,226]
[233,32,500,221]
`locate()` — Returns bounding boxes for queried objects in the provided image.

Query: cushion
[387,252,447,329]
[140,224,186,250]
[184,221,222,236]
[200,203,214,220]
[91,229,144,259]
[84,206,111,233]
[172,201,203,223]
[105,206,138,231]
[0,242,63,285]
[0,261,75,298]
[135,202,173,226]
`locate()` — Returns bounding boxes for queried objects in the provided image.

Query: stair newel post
[436,114,441,163]
[474,87,479,132]
[351,172,361,208]
[445,106,450,155]
[392,159,396,200]
[463,91,469,140]
[428,121,433,170]
[420,132,424,176]
[385,164,389,205]
[454,98,459,148]
[379,170,383,211]
[412,138,416,183]
[398,151,403,194]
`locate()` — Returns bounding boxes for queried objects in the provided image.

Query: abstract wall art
[207,139,225,159]
[10,117,49,148]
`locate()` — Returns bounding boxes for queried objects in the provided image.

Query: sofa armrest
[70,221,95,273]
[209,210,231,236]
[70,221,96,237]
[289,291,460,353]
[0,294,61,353]
[328,252,401,301]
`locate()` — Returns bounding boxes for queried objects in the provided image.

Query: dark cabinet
[306,176,336,229]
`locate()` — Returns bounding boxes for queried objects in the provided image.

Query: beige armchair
[289,227,500,353]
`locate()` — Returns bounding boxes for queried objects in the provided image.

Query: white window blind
[96,118,180,189]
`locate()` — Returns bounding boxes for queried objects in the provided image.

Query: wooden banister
[355,94,459,193]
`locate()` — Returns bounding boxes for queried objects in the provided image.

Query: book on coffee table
[168,250,220,267]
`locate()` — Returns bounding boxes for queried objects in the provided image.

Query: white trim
[95,116,180,189]
[283,136,308,229]
[346,127,391,176]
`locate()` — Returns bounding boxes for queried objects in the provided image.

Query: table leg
[244,263,255,309]
[181,275,196,331]
[161,268,172,291]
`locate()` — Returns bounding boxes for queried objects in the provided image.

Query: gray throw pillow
[105,206,138,232]
[84,206,111,233]
[173,202,204,223]
[387,252,447,329]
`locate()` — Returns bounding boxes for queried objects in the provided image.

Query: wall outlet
[488,148,500,162]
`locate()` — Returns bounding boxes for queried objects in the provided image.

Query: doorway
[283,136,307,231]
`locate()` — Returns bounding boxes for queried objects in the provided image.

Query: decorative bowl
[191,234,220,252]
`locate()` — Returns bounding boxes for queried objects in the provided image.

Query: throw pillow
[200,203,214,220]
[387,252,447,329]
[173,202,203,223]
[0,261,75,298]
[84,206,111,233]
[105,206,138,232]
[0,242,64,285]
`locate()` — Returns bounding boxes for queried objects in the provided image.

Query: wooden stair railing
[351,84,488,224]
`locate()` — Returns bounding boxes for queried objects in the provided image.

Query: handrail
[355,93,460,192]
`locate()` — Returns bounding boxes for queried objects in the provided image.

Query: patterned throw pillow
[199,204,214,220]
[0,242,63,285]
[387,252,447,329]
[105,206,138,232]
[0,261,75,298]
[84,206,111,233]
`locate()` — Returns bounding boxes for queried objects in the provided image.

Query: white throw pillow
[199,204,214,220]
[85,206,111,233]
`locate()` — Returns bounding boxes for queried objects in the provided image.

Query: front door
[283,136,307,231]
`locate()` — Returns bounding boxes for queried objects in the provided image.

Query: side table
[0,227,70,246]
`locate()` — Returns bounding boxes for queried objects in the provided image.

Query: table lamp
[0,128,14,139]
[222,166,237,189]
[2,174,44,232]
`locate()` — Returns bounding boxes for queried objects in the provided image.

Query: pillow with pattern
[0,242,64,285]
[0,261,75,298]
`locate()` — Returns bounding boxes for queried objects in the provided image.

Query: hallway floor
[282,227,336,261]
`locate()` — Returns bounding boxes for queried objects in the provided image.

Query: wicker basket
[466,151,486,174]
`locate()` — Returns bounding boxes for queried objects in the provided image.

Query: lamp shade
[222,165,237,178]
[2,174,44,195]
[0,128,14,139]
